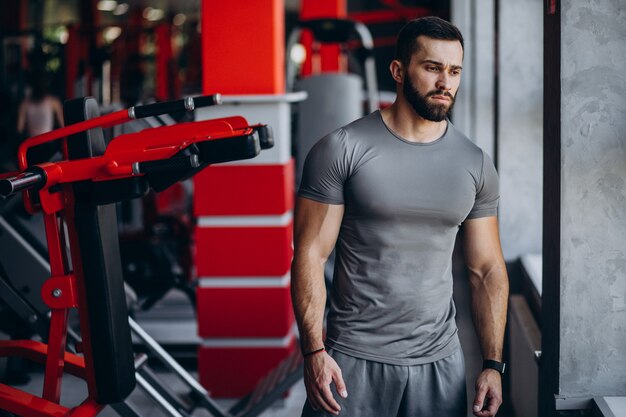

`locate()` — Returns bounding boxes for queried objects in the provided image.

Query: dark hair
[394,17,464,67]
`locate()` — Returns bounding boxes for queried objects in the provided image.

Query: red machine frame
[0,95,264,417]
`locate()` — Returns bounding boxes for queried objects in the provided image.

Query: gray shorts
[301,347,467,417]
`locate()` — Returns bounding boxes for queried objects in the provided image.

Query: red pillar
[65,25,80,99]
[155,23,172,101]
[119,7,144,105]
[79,0,99,96]
[201,0,284,95]
[197,0,296,398]
[3,0,29,75]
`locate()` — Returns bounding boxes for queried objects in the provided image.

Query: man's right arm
[291,196,346,416]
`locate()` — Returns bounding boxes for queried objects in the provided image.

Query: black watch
[482,359,506,374]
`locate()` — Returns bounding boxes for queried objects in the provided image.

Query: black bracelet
[303,347,325,357]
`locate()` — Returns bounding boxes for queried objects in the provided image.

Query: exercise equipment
[286,18,379,186]
[0,94,272,416]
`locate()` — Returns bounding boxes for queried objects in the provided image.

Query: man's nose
[435,73,451,91]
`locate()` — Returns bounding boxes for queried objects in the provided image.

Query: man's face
[401,36,463,122]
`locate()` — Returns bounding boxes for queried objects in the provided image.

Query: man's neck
[380,101,447,144]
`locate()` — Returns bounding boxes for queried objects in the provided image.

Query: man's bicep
[462,216,504,273]
[467,151,499,219]
[294,197,344,261]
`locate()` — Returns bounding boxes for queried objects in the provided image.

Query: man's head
[391,17,464,122]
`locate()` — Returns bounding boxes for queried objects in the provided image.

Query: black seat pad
[63,97,136,404]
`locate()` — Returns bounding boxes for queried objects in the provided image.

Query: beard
[403,77,456,122]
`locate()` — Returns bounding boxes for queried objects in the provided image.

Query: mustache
[427,90,455,100]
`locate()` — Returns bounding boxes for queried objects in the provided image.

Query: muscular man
[291,17,509,417]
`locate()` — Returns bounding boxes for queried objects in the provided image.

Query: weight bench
[0,95,270,416]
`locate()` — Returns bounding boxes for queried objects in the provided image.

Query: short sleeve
[466,151,499,219]
[298,128,350,205]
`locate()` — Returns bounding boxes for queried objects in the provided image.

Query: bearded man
[292,16,509,417]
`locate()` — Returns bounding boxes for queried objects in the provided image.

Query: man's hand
[472,369,502,417]
[304,351,348,415]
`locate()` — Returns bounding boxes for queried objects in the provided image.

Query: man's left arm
[462,215,509,417]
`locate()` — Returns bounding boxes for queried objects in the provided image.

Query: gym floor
[1,239,513,417]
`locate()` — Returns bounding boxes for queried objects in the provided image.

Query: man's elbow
[467,261,508,290]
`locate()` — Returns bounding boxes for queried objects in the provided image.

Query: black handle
[300,18,359,43]
[130,94,222,119]
[133,155,201,175]
[0,169,46,197]
[255,125,274,150]
[193,94,223,108]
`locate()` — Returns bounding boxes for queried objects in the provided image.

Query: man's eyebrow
[420,59,463,70]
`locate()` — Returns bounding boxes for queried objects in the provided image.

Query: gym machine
[0,95,301,417]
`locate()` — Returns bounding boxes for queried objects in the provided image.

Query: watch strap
[483,359,506,374]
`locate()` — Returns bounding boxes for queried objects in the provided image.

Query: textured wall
[559,0,626,397]
[497,0,544,261]
[451,0,495,157]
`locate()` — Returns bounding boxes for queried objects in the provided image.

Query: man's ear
[389,59,403,84]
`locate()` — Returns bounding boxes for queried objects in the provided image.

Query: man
[291,16,509,417]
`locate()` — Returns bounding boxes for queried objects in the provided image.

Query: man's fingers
[305,387,320,411]
[307,398,319,411]
[333,369,348,398]
[313,391,336,415]
[473,385,487,415]
[473,394,501,417]
[321,383,342,414]
[485,395,501,416]
[307,384,340,415]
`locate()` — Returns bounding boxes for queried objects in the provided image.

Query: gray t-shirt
[298,111,499,366]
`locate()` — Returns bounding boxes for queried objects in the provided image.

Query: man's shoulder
[446,121,486,159]
[317,112,380,149]
[341,111,382,136]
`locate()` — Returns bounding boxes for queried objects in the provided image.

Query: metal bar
[137,366,193,414]
[65,397,106,417]
[110,401,144,417]
[238,364,304,417]
[128,318,209,396]
[0,269,49,339]
[18,110,129,170]
[42,308,69,402]
[0,382,68,417]
[43,214,64,277]
[41,212,68,403]
[0,171,44,197]
[354,22,379,113]
[286,28,303,91]
[129,318,234,416]
[231,351,303,417]
[129,318,232,417]
[135,373,187,417]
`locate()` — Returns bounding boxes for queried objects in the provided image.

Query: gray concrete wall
[497,0,543,261]
[451,0,495,158]
[558,0,626,398]
[450,0,473,143]
[473,0,495,159]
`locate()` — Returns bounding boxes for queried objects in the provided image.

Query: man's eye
[451,70,461,76]
[427,66,439,72]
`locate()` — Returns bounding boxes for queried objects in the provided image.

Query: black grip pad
[197,133,260,164]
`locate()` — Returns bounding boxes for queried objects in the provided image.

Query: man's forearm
[469,264,509,361]
[291,254,327,353]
